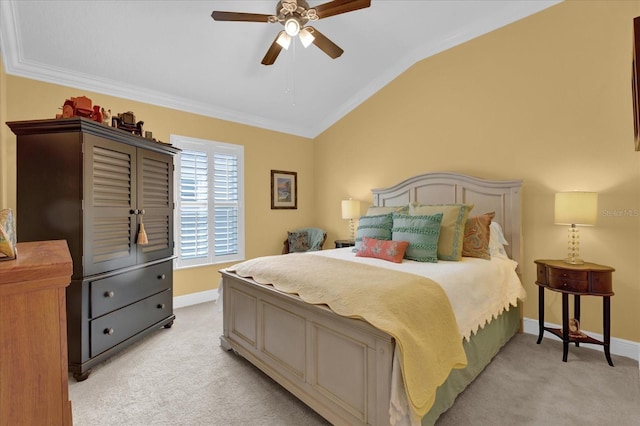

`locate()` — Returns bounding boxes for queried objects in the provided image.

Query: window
[171,135,244,268]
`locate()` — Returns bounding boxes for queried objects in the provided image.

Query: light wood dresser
[0,240,73,426]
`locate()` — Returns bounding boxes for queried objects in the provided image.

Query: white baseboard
[523,317,640,363]
[173,289,219,309]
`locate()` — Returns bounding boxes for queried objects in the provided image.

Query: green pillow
[353,213,393,251]
[392,213,443,263]
[409,203,473,261]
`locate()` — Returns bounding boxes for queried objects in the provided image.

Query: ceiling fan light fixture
[299,27,314,48]
[276,31,291,50]
[284,17,300,36]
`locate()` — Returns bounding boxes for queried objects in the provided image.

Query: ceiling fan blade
[307,27,343,59]
[261,32,285,65]
[312,0,371,19]
[211,11,272,23]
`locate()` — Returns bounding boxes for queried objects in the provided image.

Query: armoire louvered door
[136,149,173,264]
[83,136,174,275]
[84,135,137,276]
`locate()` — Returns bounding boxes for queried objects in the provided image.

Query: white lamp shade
[341,199,360,220]
[554,192,598,226]
[276,31,291,50]
[299,28,315,48]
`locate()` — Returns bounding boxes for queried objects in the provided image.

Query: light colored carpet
[69,301,640,426]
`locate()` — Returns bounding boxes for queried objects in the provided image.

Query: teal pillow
[408,203,473,261]
[392,213,443,263]
[353,213,393,252]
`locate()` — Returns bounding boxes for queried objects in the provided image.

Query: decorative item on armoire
[0,208,17,260]
[112,111,144,136]
[137,221,149,245]
[101,107,111,126]
[55,95,104,123]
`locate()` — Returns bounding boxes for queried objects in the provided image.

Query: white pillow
[489,221,509,258]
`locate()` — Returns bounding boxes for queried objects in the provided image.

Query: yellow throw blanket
[227,254,467,418]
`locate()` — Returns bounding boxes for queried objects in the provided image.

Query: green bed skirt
[421,306,521,425]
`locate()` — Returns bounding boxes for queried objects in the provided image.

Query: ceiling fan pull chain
[287,42,297,106]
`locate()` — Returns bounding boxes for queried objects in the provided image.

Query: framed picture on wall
[271,170,297,209]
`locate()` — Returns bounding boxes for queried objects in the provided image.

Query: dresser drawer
[90,289,173,357]
[590,270,613,294]
[548,268,588,282]
[536,263,547,285]
[549,278,588,293]
[90,260,172,318]
[547,266,589,293]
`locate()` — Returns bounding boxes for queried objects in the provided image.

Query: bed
[219,172,524,425]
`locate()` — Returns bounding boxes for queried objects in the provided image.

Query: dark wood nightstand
[334,239,355,248]
[534,259,615,366]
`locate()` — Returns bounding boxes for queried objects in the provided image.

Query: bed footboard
[220,271,395,426]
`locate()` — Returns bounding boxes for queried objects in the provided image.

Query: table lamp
[341,199,360,241]
[554,191,598,264]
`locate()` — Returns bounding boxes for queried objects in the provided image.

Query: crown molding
[0,2,315,138]
[1,1,559,140]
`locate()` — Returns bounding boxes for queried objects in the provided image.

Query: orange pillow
[462,212,495,260]
[356,237,409,263]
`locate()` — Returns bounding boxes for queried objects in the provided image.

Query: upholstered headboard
[372,172,523,267]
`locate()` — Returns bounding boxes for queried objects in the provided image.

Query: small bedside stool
[334,240,355,248]
[534,259,615,366]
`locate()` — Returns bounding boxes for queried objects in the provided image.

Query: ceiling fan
[211,0,371,65]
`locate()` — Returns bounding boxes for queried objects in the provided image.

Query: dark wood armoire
[8,117,179,381]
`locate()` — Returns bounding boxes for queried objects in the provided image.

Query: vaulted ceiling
[0,1,559,138]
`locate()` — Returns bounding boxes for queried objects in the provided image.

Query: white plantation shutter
[172,136,244,268]
[179,150,209,260]
[213,153,238,256]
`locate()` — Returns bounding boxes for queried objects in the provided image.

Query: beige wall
[314,1,640,342]
[0,66,316,296]
[1,0,639,343]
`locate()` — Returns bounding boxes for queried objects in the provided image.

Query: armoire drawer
[90,260,172,318]
[90,289,173,357]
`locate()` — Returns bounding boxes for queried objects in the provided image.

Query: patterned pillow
[462,212,495,260]
[391,213,443,263]
[356,237,409,263]
[353,213,393,251]
[288,231,310,253]
[409,203,473,261]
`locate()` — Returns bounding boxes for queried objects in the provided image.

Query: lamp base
[348,218,355,241]
[564,225,584,265]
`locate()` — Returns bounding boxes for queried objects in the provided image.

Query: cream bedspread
[227,254,468,419]
[313,248,526,340]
